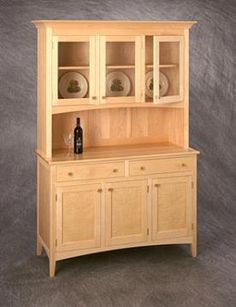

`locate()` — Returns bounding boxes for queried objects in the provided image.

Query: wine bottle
[74,117,83,154]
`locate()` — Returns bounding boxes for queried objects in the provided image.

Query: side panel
[37,158,51,250]
[37,26,52,158]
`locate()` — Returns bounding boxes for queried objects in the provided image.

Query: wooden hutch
[33,20,198,277]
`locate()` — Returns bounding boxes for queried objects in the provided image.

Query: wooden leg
[36,237,43,256]
[191,241,197,257]
[49,257,56,277]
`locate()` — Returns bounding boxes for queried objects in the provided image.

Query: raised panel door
[56,184,102,251]
[152,176,191,240]
[105,180,148,246]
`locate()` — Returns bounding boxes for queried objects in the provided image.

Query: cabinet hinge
[191,223,194,230]
[147,185,149,193]
[147,228,149,235]
[55,194,57,202]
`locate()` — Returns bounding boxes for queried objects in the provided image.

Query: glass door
[99,36,144,104]
[52,35,98,106]
[145,36,184,104]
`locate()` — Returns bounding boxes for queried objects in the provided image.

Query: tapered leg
[191,241,197,257]
[49,257,56,277]
[36,237,43,256]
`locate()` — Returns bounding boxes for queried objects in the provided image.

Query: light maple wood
[105,180,148,246]
[52,107,185,150]
[37,159,51,250]
[129,156,193,176]
[153,36,184,104]
[49,143,198,164]
[34,20,198,277]
[56,184,102,251]
[152,176,192,240]
[56,161,125,182]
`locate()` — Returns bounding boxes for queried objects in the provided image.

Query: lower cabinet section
[37,154,197,277]
[152,176,192,240]
[56,184,102,251]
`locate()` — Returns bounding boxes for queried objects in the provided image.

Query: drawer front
[57,162,125,182]
[129,157,193,176]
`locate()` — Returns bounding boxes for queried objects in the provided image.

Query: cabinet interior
[52,107,184,152]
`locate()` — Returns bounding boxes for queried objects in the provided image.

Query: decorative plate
[145,71,169,98]
[106,71,131,97]
[59,72,88,99]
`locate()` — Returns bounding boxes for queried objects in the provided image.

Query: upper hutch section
[33,20,196,110]
[33,20,196,159]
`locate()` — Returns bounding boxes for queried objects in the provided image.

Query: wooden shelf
[46,143,198,164]
[58,65,136,70]
[52,101,184,114]
[59,66,89,70]
[146,64,178,68]
[107,65,135,69]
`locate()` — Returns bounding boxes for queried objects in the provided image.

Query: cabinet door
[105,180,148,246]
[52,35,99,106]
[99,36,145,104]
[153,36,184,104]
[56,184,102,251]
[152,176,191,240]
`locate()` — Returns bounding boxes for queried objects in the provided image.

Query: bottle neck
[76,118,80,126]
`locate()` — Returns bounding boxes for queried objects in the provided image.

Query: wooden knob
[92,96,97,100]
[97,188,102,193]
[140,166,145,171]
[182,163,186,167]
[154,184,160,188]
[108,188,113,192]
[113,169,118,173]
[68,172,73,176]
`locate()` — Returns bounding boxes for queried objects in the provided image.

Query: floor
[1,204,236,307]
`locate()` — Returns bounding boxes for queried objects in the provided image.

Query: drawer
[57,162,125,182]
[129,157,193,176]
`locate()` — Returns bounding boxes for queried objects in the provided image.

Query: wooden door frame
[153,35,184,104]
[52,35,98,106]
[99,35,145,104]
[105,179,148,247]
[56,183,102,252]
[152,175,192,240]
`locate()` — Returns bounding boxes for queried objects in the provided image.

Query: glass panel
[159,41,180,97]
[106,42,135,98]
[58,42,90,99]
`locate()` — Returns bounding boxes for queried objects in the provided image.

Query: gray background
[0,0,235,306]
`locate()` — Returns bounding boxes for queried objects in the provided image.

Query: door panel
[152,176,191,240]
[56,184,102,251]
[52,35,98,105]
[153,36,184,104]
[105,180,148,246]
[99,36,144,104]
